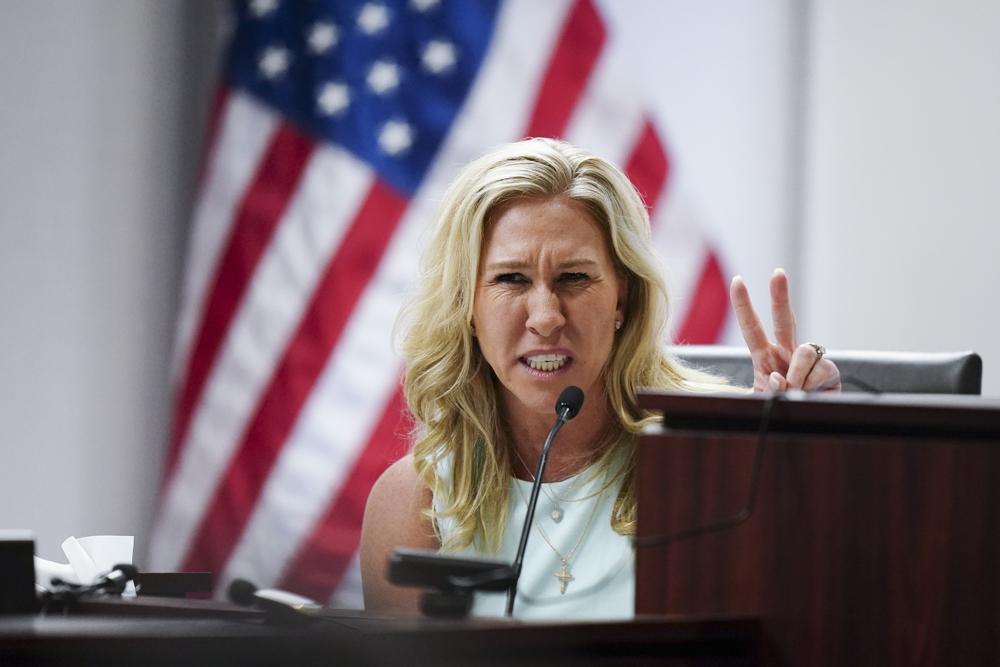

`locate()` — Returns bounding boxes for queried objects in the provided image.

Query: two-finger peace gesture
[729,269,841,393]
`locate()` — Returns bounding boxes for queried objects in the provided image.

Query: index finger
[730,275,770,354]
[769,268,796,351]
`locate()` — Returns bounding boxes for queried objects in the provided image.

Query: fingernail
[769,372,782,390]
[773,268,786,277]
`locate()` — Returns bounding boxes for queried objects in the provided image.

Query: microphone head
[228,578,259,607]
[555,386,584,420]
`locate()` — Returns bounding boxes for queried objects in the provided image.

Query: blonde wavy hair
[396,138,726,553]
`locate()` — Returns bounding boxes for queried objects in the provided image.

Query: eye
[493,272,528,285]
[559,272,590,283]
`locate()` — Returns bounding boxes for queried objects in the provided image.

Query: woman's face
[472,195,626,421]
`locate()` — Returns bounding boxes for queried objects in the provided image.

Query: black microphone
[555,385,584,420]
[228,578,324,623]
[227,578,259,607]
[505,386,585,616]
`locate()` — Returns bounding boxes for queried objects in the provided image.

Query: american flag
[149,0,728,607]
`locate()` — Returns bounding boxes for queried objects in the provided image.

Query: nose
[525,288,565,338]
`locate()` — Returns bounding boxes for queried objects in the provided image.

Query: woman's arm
[360,454,440,615]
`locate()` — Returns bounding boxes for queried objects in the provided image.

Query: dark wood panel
[637,426,1000,666]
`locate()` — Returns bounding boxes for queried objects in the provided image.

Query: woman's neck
[502,393,613,482]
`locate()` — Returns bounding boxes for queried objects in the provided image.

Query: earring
[614,320,622,331]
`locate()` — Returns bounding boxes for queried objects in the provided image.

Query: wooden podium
[635,391,1000,666]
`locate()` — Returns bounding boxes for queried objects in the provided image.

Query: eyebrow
[484,259,602,272]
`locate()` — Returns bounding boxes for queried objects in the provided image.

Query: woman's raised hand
[729,269,841,392]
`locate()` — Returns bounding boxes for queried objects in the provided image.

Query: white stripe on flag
[561,15,710,341]
[218,0,577,597]
[150,142,374,570]
[330,550,364,609]
[432,0,575,167]
[652,189,714,339]
[563,37,645,168]
[171,94,278,382]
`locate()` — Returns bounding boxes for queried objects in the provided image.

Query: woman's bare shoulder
[370,454,428,499]
[360,454,439,614]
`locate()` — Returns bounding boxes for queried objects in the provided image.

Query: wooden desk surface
[1,597,759,666]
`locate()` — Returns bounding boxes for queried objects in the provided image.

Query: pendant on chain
[550,504,564,523]
[555,559,574,594]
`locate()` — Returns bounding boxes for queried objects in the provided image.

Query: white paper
[61,537,101,584]
[74,535,133,580]
[33,557,79,586]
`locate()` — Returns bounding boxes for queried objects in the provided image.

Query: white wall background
[602,0,803,343]
[802,0,1000,393]
[0,0,224,561]
[0,0,996,566]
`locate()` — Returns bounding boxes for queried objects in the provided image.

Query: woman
[360,138,840,619]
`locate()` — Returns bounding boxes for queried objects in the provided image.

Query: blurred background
[1,0,997,600]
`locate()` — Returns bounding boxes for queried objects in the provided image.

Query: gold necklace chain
[511,448,591,523]
[512,478,604,595]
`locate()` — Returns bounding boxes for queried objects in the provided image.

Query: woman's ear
[615,273,628,325]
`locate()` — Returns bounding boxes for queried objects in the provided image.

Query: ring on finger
[806,342,826,361]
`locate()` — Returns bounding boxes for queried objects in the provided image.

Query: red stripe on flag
[278,386,410,600]
[674,251,729,344]
[624,119,670,216]
[524,0,606,138]
[179,179,409,577]
[164,123,315,483]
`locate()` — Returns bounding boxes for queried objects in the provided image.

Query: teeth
[525,354,568,372]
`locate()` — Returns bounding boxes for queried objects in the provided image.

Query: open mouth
[520,354,571,373]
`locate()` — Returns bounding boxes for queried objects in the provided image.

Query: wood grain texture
[637,392,1000,666]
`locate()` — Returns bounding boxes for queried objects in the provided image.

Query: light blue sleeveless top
[434,458,635,620]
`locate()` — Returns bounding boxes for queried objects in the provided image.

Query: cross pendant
[554,559,574,594]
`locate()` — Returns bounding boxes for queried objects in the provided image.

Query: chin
[523,389,561,414]
[499,383,560,419]
[523,381,590,418]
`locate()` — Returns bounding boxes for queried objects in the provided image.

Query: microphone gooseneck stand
[505,386,584,617]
